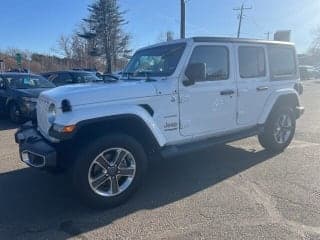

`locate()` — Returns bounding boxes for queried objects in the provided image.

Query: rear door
[236,44,271,126]
[179,43,238,136]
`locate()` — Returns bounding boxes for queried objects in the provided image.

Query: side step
[160,126,262,159]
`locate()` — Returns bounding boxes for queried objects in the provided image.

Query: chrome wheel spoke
[96,156,109,169]
[113,150,128,166]
[274,113,292,144]
[110,177,119,194]
[91,174,109,189]
[118,167,135,177]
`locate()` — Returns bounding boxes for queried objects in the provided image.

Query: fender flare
[258,88,300,125]
[54,104,167,147]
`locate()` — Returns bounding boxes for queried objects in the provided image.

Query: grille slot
[37,97,51,135]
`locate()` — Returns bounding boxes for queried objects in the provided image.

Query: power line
[233,3,252,38]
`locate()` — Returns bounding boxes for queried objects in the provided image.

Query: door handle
[220,90,235,96]
[256,86,269,91]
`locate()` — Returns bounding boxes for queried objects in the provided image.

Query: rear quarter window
[268,46,297,80]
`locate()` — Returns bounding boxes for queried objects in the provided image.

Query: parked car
[0,73,55,123]
[15,37,304,208]
[72,68,103,79]
[41,70,102,86]
[101,73,119,82]
[299,65,320,80]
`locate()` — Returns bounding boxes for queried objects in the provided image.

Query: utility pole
[180,0,186,39]
[264,32,271,40]
[233,3,252,38]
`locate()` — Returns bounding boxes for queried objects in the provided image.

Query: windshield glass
[5,74,55,89]
[71,72,102,83]
[124,43,186,77]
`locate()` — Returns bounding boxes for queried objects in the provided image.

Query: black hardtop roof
[192,37,295,46]
[41,70,94,75]
[0,72,39,76]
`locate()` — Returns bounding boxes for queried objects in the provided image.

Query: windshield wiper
[136,71,157,82]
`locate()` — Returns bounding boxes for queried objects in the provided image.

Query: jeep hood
[42,81,157,106]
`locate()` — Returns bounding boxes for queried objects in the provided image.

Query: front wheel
[9,102,22,123]
[258,107,296,153]
[72,134,147,209]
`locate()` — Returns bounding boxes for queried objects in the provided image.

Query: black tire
[9,102,22,123]
[72,133,148,209]
[258,107,296,153]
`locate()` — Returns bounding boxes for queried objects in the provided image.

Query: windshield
[71,72,102,83]
[5,74,55,89]
[124,43,186,77]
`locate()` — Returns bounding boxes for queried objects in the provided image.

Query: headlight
[22,97,38,103]
[48,103,56,124]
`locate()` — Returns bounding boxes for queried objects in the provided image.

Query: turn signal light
[62,125,76,133]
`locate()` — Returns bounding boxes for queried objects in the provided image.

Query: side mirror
[184,63,206,86]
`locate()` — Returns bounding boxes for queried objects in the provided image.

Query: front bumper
[15,122,57,169]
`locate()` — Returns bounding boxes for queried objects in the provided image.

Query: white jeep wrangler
[15,37,304,208]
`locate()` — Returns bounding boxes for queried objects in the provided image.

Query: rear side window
[268,46,297,79]
[239,46,266,78]
[189,46,229,81]
[52,73,73,86]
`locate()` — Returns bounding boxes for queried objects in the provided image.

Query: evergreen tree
[81,0,131,73]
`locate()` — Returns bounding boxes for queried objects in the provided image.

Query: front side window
[268,46,297,79]
[239,46,266,78]
[124,43,186,77]
[189,45,229,81]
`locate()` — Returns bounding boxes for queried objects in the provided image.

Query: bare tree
[309,26,320,56]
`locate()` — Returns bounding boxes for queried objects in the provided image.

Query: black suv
[0,73,55,123]
[41,70,102,86]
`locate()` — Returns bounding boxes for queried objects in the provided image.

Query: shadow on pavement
[0,144,276,239]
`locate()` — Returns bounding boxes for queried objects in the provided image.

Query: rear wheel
[72,133,147,209]
[258,107,296,153]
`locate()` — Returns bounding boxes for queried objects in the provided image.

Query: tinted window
[268,46,297,79]
[53,73,73,86]
[71,72,101,83]
[4,75,54,89]
[189,46,229,81]
[239,46,266,78]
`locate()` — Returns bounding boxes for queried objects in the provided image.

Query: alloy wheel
[88,148,136,197]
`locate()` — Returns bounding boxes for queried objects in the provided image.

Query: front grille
[37,96,51,135]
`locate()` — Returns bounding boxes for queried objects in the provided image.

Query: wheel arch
[258,90,301,125]
[5,98,16,112]
[72,114,163,157]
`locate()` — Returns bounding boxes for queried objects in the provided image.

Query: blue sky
[0,0,319,54]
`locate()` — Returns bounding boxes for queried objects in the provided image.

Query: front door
[235,44,271,126]
[179,43,237,137]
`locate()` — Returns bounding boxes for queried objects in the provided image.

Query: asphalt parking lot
[0,80,320,240]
